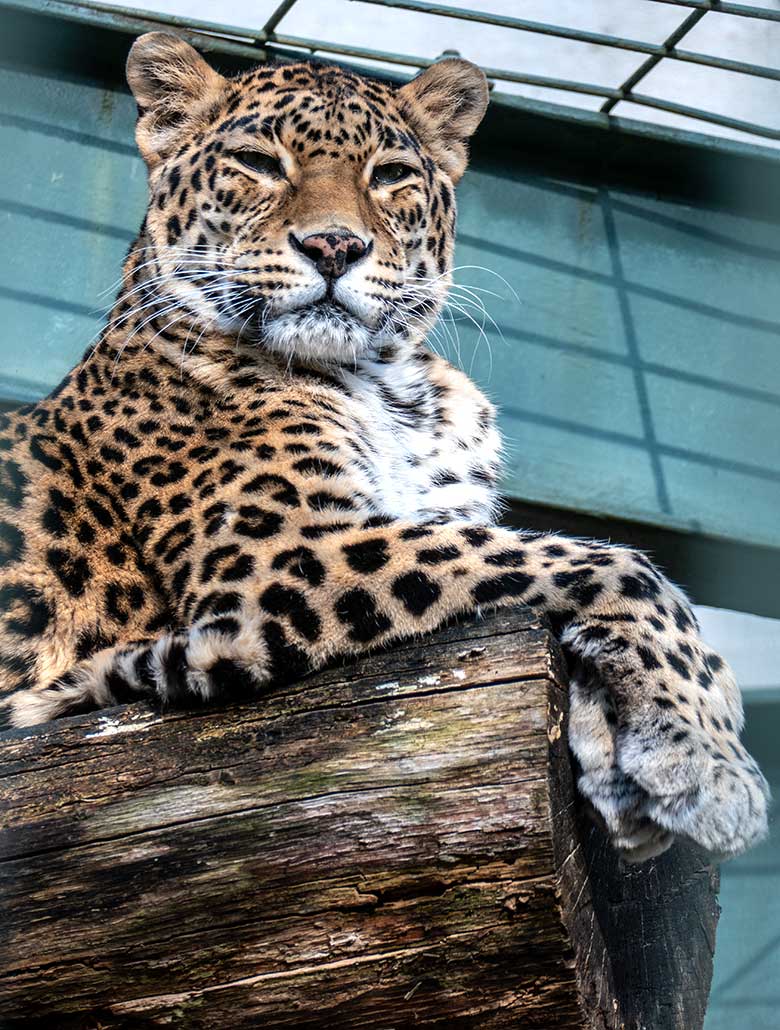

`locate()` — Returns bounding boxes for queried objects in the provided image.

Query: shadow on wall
[454,168,780,552]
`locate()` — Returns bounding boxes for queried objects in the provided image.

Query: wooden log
[0,609,719,1029]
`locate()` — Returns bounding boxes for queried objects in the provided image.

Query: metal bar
[351,0,676,57]
[4,0,272,57]
[452,67,616,99]
[36,0,259,40]
[628,90,780,140]
[602,7,709,115]
[262,0,300,35]
[674,46,780,82]
[353,0,780,87]
[649,0,780,23]
[267,33,620,98]
[267,33,432,70]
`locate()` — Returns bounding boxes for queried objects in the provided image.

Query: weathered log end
[0,609,719,1029]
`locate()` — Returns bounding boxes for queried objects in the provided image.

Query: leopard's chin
[258,303,375,366]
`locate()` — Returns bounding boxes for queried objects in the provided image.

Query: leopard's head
[126,33,488,365]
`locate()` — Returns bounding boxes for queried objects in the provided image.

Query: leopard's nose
[290,229,370,280]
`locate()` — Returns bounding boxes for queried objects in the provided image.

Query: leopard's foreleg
[13,517,768,861]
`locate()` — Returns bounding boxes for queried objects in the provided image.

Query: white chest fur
[336,354,502,524]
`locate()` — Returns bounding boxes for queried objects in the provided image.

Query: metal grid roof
[42,0,780,145]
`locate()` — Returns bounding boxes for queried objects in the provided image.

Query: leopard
[0,32,768,863]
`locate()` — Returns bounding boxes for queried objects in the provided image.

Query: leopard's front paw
[620,700,770,859]
[567,623,770,860]
[568,669,675,861]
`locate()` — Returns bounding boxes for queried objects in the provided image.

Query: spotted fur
[0,34,768,861]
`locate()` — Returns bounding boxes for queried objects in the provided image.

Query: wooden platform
[0,609,719,1028]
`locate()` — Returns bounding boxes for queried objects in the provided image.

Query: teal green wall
[0,64,144,402]
[455,170,780,552]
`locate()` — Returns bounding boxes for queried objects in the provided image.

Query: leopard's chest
[334,364,501,524]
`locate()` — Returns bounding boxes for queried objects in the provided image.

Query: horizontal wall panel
[499,410,665,525]
[0,64,145,399]
[454,162,780,548]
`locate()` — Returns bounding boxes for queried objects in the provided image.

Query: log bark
[0,609,719,1029]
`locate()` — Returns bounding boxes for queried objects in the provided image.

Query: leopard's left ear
[127,32,225,167]
[398,59,488,182]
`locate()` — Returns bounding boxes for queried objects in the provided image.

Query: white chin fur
[261,308,373,365]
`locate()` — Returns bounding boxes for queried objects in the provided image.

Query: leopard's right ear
[126,32,225,167]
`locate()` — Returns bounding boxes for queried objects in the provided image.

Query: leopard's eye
[371,162,415,188]
[232,151,285,178]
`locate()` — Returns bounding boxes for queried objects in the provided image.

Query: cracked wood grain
[0,608,718,1029]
